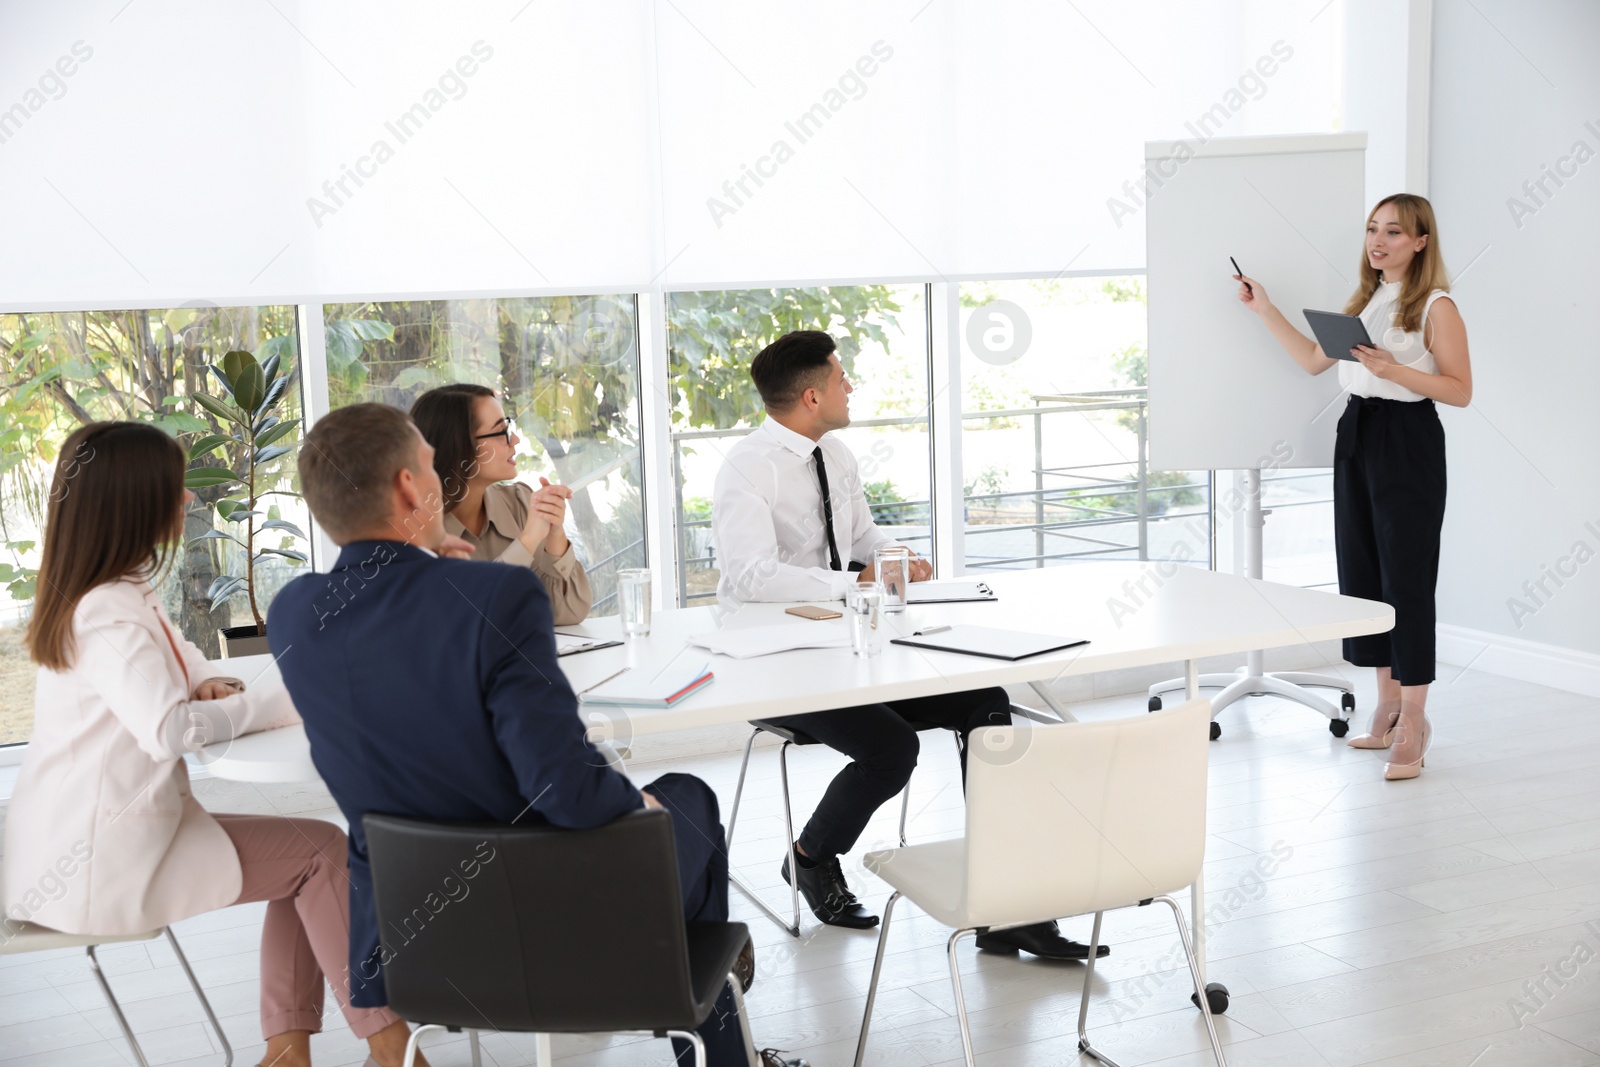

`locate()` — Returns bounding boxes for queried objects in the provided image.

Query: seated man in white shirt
[711,329,1108,961]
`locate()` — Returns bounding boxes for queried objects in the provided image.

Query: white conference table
[204,561,1392,1017]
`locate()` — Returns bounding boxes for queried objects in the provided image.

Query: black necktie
[812,446,843,571]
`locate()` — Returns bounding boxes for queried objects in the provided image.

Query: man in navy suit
[269,403,801,1067]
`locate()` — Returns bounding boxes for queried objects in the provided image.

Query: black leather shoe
[780,850,880,928]
[974,920,1110,960]
[735,937,755,992]
[759,1050,810,1067]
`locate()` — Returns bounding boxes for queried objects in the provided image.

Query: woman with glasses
[410,384,592,624]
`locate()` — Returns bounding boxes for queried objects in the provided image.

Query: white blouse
[1338,280,1454,402]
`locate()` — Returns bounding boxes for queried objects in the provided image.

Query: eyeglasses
[474,420,516,446]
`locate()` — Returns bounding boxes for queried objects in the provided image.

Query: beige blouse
[444,481,593,625]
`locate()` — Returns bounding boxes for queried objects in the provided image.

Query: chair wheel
[1341,692,1356,712]
[1191,982,1229,1014]
[1209,721,1222,741]
[1148,696,1163,712]
[1329,718,1350,737]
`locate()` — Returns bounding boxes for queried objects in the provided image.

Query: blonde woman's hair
[1343,193,1450,334]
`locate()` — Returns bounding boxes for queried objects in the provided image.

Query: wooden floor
[4,666,1600,1067]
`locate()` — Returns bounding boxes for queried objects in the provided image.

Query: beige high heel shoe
[1383,716,1431,780]
[1348,706,1401,750]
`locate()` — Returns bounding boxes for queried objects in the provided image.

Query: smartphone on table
[785,605,843,621]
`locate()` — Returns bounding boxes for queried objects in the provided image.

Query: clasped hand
[858,553,933,584]
[518,477,573,556]
[192,678,245,700]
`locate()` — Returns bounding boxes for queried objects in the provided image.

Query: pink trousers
[216,814,402,1041]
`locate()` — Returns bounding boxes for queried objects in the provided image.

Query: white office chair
[852,699,1227,1067]
[0,920,232,1066]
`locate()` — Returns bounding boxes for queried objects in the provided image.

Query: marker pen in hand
[1230,256,1251,295]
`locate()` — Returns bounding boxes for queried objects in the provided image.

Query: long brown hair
[409,383,496,511]
[27,422,187,670]
[1343,193,1450,334]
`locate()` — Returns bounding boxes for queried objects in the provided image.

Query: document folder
[904,581,997,605]
[890,625,1088,661]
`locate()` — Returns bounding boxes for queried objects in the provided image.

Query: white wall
[1430,0,1600,660]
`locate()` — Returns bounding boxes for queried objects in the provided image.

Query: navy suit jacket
[267,540,641,1006]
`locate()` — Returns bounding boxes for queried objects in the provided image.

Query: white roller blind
[0,0,1345,310]
[300,1,659,298]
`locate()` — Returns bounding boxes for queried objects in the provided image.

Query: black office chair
[725,719,952,937]
[364,809,756,1067]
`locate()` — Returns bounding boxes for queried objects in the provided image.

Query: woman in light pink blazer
[2,422,423,1067]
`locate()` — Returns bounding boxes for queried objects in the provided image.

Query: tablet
[1303,309,1374,362]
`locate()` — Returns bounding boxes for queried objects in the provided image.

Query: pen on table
[913,625,952,636]
[578,666,630,695]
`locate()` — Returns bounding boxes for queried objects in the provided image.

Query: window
[0,305,306,747]
[1261,468,1337,588]
[322,296,646,615]
[667,285,930,605]
[958,277,1210,572]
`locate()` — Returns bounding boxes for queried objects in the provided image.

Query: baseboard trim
[1437,623,1600,696]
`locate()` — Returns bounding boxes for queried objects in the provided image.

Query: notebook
[905,580,997,604]
[890,625,1088,661]
[578,660,715,707]
[687,621,851,659]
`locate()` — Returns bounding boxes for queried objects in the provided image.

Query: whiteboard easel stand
[1147,469,1356,739]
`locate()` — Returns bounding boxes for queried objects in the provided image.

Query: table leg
[1025,680,1078,723]
[534,1032,551,1067]
[1185,658,1228,1015]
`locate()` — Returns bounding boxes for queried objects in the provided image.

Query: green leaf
[255,334,296,373]
[348,318,395,341]
[255,418,299,448]
[185,467,242,488]
[207,575,247,610]
[208,365,236,400]
[193,392,242,426]
[256,375,288,415]
[231,359,267,414]
[253,444,292,466]
[155,412,209,434]
[189,434,234,459]
[220,349,252,388]
[187,530,247,549]
[259,519,306,539]
[254,547,308,563]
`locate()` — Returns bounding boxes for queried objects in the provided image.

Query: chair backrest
[962,698,1211,927]
[363,808,697,1033]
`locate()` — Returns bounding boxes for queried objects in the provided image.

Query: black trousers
[1333,395,1447,686]
[640,773,746,1067]
[763,687,1013,859]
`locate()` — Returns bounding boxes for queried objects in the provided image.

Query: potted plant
[186,349,307,657]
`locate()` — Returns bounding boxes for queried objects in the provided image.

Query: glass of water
[874,545,911,613]
[847,581,885,657]
[617,569,652,637]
